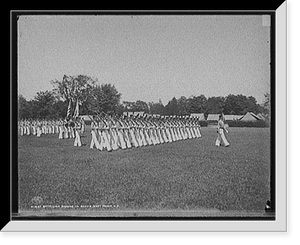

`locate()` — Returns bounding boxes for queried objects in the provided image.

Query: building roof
[207,114,220,121]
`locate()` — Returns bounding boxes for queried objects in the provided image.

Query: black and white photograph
[6,6,288,232]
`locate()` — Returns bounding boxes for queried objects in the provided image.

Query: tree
[18,95,31,119]
[122,101,136,112]
[32,90,57,119]
[52,100,69,119]
[223,94,260,115]
[148,99,165,115]
[165,97,179,115]
[177,96,188,115]
[205,96,225,115]
[51,74,96,103]
[88,84,121,115]
[133,100,149,113]
[186,95,207,113]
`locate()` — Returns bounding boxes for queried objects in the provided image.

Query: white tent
[239,112,261,121]
[224,115,243,121]
[256,113,266,121]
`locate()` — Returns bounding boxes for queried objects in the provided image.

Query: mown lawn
[17,127,271,217]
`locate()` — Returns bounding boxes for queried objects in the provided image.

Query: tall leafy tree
[186,95,207,113]
[205,96,225,115]
[177,96,188,115]
[32,90,57,119]
[148,99,165,115]
[165,97,179,115]
[223,94,260,115]
[18,95,31,119]
[88,84,121,115]
[51,74,96,103]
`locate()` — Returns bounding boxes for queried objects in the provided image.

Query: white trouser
[90,130,101,149]
[215,129,229,146]
[74,130,82,147]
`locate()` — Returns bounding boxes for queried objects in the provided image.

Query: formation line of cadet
[89,115,202,152]
[18,118,85,147]
[18,114,230,148]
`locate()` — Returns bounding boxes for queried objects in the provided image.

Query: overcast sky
[17,14,271,105]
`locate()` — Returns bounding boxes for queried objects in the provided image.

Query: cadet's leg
[215,134,221,146]
[220,131,230,146]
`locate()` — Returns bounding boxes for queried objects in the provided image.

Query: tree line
[18,74,270,120]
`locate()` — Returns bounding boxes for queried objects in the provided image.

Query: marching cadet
[178,118,187,140]
[215,114,230,147]
[80,118,85,134]
[164,118,172,142]
[148,118,159,145]
[119,117,132,149]
[64,119,69,139]
[174,119,183,141]
[108,117,120,151]
[157,117,168,143]
[58,119,64,139]
[26,120,31,135]
[129,116,140,146]
[55,120,60,134]
[36,120,42,137]
[194,118,202,138]
[31,120,37,135]
[113,117,125,150]
[125,116,139,148]
[98,118,106,151]
[73,118,82,147]
[101,117,113,152]
[169,119,178,141]
[137,117,148,147]
[90,119,101,150]
[148,118,157,145]
[153,118,164,144]
[69,119,75,139]
[141,116,152,146]
[20,120,24,136]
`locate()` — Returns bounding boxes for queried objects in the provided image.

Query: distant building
[207,114,220,121]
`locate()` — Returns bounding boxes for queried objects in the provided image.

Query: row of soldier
[18,119,85,138]
[89,115,202,152]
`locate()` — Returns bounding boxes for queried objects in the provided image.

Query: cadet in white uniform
[215,114,230,147]
[73,118,82,147]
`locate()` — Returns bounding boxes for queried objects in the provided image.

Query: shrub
[227,120,269,128]
[198,121,209,127]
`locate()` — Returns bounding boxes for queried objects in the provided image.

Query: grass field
[17,127,271,217]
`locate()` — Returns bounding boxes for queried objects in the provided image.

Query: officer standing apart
[215,114,230,147]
